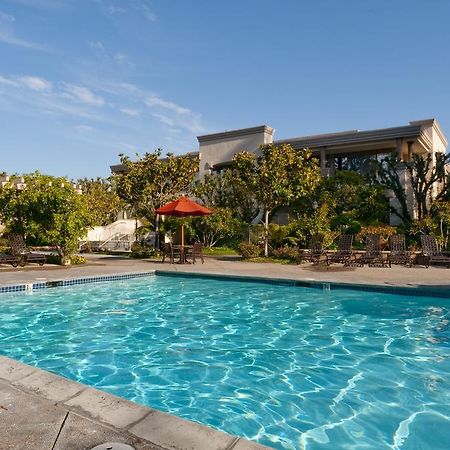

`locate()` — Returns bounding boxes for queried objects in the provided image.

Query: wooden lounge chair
[326,234,355,266]
[161,243,181,264]
[388,234,412,267]
[8,234,46,266]
[189,242,204,264]
[302,234,327,265]
[357,234,387,267]
[0,252,21,267]
[420,235,450,268]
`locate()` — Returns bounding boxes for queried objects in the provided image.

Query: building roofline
[274,124,431,149]
[197,125,275,143]
[409,118,448,147]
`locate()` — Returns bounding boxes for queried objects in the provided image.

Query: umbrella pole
[181,223,185,247]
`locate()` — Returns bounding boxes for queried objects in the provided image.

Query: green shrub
[44,254,61,265]
[356,225,397,249]
[272,246,302,263]
[44,254,87,265]
[130,242,156,259]
[0,237,9,254]
[69,255,87,265]
[238,242,262,259]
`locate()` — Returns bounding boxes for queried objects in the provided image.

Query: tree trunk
[58,247,69,265]
[264,209,269,257]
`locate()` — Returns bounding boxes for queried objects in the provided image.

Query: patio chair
[0,252,21,267]
[189,242,204,264]
[326,234,355,266]
[357,234,387,267]
[161,243,181,264]
[302,234,327,265]
[388,234,413,267]
[8,234,46,266]
[420,235,450,268]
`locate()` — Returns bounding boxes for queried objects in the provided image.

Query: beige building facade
[195,119,447,225]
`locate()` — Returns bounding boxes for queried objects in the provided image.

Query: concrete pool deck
[0,254,449,449]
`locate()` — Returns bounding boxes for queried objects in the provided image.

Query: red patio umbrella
[155,196,212,246]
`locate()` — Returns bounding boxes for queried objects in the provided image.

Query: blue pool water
[0,275,449,449]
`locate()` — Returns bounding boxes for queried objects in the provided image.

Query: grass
[243,257,294,264]
[203,246,238,256]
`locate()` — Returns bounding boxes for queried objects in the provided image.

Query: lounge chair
[8,234,46,266]
[0,252,21,267]
[357,234,387,267]
[420,235,450,268]
[161,243,181,264]
[326,234,355,266]
[388,234,413,267]
[302,234,327,265]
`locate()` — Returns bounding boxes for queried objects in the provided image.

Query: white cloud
[102,83,205,134]
[8,0,67,9]
[152,112,174,127]
[63,84,105,106]
[114,52,131,65]
[108,5,126,14]
[0,10,47,50]
[0,30,46,49]
[18,76,52,91]
[0,73,205,141]
[88,41,132,66]
[0,75,19,87]
[0,11,15,22]
[0,74,103,121]
[89,40,105,51]
[74,125,94,132]
[145,94,191,115]
[140,3,156,22]
[120,108,140,116]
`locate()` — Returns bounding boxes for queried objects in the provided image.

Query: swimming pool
[0,274,449,449]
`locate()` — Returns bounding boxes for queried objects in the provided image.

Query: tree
[233,144,320,256]
[376,153,450,225]
[407,153,450,219]
[189,207,243,247]
[78,178,125,226]
[376,155,411,225]
[114,150,199,226]
[432,201,450,249]
[193,170,259,223]
[312,170,389,225]
[0,173,93,263]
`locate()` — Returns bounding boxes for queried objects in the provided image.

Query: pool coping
[0,271,156,293]
[154,270,450,298]
[0,269,449,298]
[0,355,270,450]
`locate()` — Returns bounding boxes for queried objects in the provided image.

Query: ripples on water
[1,276,449,449]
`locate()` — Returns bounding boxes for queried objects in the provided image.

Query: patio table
[172,245,193,264]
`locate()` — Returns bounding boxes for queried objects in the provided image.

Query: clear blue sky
[1,0,450,179]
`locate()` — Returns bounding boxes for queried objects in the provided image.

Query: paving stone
[0,381,66,450]
[0,355,37,382]
[53,412,162,450]
[129,409,236,450]
[14,368,85,402]
[65,387,149,429]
